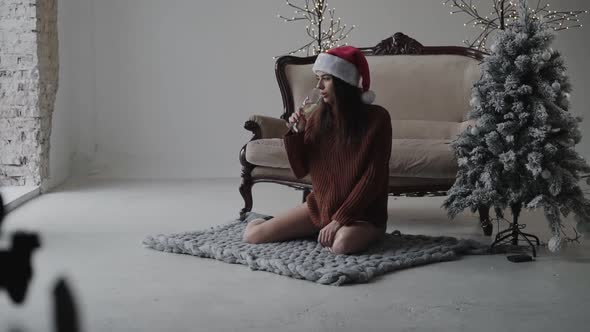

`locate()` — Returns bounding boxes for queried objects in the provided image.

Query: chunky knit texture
[284,105,392,228]
[143,212,491,286]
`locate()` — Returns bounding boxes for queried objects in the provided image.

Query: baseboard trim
[0,186,41,214]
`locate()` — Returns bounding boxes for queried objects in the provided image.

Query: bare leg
[330,222,386,255]
[243,203,319,244]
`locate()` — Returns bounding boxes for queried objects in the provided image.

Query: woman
[243,46,392,255]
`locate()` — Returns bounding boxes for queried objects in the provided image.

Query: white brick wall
[0,0,58,186]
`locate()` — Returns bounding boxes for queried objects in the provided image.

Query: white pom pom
[548,236,561,253]
[542,51,552,61]
[564,92,571,101]
[361,90,375,104]
[552,82,561,91]
[470,126,480,135]
[541,169,551,179]
[470,96,480,107]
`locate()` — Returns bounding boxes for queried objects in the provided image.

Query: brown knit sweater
[284,105,392,229]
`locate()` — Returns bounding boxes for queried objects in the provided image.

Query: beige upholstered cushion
[245,138,291,169]
[246,138,458,180]
[247,115,289,139]
[368,55,481,125]
[389,139,457,179]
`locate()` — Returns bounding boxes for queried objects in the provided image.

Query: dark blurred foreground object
[1,193,82,331]
[0,193,42,305]
[0,232,41,304]
[53,278,80,332]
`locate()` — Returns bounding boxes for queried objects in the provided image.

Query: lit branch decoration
[443,0,588,51]
[276,0,355,57]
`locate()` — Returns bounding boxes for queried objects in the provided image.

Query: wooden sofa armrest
[245,115,289,140]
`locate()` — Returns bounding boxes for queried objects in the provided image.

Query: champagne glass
[288,88,322,133]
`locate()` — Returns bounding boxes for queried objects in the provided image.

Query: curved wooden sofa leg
[239,120,264,221]
[239,139,256,221]
[239,165,254,221]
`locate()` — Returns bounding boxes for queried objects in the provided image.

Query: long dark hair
[313,76,369,145]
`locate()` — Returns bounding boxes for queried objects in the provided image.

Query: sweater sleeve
[284,130,309,179]
[331,114,392,226]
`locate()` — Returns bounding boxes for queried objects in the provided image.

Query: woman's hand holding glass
[287,88,321,133]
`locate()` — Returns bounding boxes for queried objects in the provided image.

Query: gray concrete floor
[1,177,589,332]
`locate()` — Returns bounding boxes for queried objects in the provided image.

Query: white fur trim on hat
[312,53,360,87]
[361,90,376,104]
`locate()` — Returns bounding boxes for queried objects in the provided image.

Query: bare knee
[243,219,268,244]
[243,230,261,244]
[330,236,353,255]
[330,224,384,255]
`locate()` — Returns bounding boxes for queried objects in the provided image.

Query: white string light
[442,0,587,51]
[276,0,355,58]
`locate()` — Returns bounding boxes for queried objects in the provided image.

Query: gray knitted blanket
[143,212,491,286]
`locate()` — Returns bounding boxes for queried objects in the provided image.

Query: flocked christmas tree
[443,0,590,253]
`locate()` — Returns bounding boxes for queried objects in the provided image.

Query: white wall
[45,0,74,190]
[50,0,590,181]
[47,0,96,190]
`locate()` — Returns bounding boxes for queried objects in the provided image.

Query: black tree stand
[490,203,541,257]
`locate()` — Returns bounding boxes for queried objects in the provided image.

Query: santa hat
[312,45,376,104]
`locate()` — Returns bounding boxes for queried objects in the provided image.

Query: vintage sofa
[238,32,493,235]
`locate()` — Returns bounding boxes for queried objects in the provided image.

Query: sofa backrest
[276,33,485,140]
